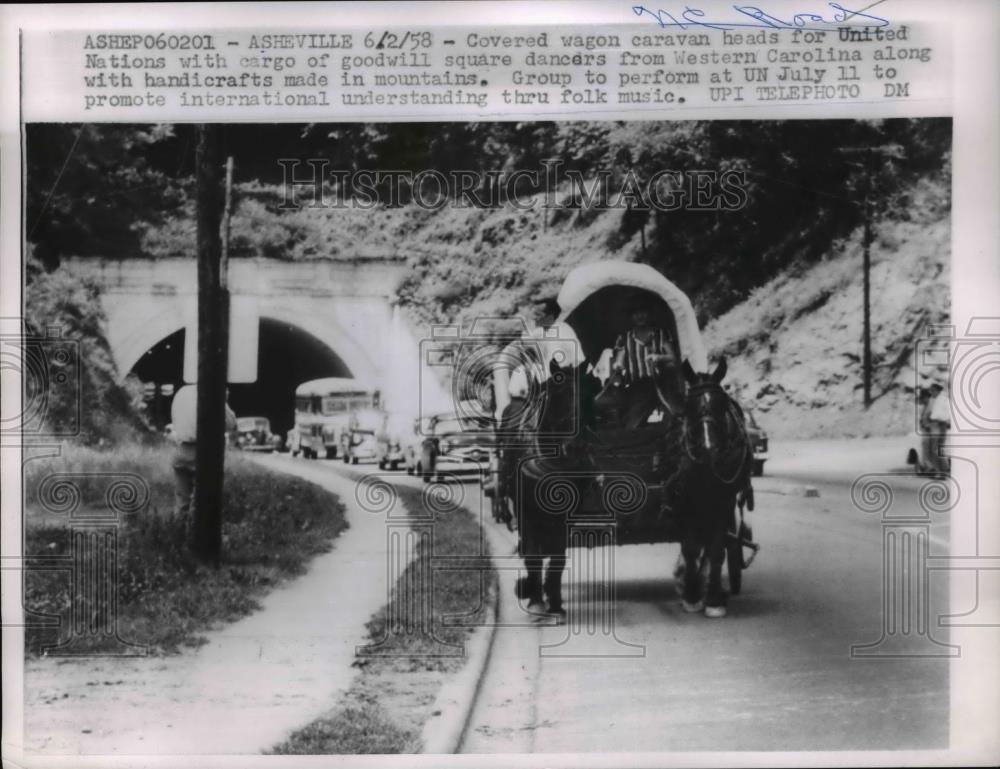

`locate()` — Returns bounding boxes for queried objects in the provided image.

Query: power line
[28,124,86,238]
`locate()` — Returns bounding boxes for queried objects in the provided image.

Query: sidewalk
[766,436,916,485]
[22,458,393,756]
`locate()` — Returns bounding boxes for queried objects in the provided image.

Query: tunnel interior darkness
[130,318,351,436]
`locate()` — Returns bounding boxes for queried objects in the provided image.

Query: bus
[289,377,379,459]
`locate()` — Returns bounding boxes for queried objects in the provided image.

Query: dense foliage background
[25,120,950,439]
[24,249,150,444]
[27,120,950,323]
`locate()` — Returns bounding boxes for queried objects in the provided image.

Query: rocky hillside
[702,175,949,439]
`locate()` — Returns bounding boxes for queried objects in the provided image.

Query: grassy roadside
[23,443,348,656]
[271,480,496,754]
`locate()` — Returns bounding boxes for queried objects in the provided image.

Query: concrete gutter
[420,564,500,753]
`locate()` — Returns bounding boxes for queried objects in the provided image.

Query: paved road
[287,453,954,753]
[461,462,954,753]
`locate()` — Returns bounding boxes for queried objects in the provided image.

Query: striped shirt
[613,328,675,383]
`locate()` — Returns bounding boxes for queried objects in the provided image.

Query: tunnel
[129,318,351,437]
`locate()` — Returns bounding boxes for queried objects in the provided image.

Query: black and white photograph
[14,116,963,756]
[2,2,999,766]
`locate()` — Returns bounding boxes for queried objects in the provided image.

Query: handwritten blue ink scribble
[632,2,890,31]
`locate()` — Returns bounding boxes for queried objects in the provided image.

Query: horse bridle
[683,382,750,485]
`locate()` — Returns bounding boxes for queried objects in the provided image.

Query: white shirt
[498,323,580,405]
[171,385,198,443]
[171,385,236,443]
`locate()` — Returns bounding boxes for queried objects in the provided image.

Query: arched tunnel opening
[130,318,351,437]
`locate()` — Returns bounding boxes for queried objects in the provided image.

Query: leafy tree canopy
[26,119,950,322]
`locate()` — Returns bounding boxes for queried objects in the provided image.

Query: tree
[26,124,189,269]
[24,255,149,444]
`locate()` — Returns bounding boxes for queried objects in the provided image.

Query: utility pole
[618,147,647,261]
[192,126,228,566]
[861,177,873,408]
[837,142,904,410]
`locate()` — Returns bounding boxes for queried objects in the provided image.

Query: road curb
[420,571,500,754]
[263,456,501,755]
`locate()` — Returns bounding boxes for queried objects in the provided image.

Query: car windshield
[237,417,268,431]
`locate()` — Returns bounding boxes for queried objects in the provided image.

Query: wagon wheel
[726,537,743,595]
[727,520,756,595]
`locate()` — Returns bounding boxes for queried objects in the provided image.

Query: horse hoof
[705,605,727,618]
[526,599,546,615]
[682,599,703,613]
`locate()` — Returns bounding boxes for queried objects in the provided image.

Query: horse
[673,358,754,617]
[509,358,598,618]
[510,355,752,619]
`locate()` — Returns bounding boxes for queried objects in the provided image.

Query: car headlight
[439,439,451,454]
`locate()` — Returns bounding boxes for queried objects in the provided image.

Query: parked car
[415,410,496,483]
[906,385,950,478]
[745,409,768,476]
[375,413,410,471]
[342,408,384,465]
[906,430,950,478]
[235,416,278,452]
[403,416,434,476]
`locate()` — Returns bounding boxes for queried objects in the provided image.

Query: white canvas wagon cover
[556,260,709,373]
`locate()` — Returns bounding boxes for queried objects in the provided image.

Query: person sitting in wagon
[608,292,684,428]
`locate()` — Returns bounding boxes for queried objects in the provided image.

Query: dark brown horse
[510,356,752,618]
[674,358,753,617]
[509,359,596,616]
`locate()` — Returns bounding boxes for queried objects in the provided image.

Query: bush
[25,257,150,445]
